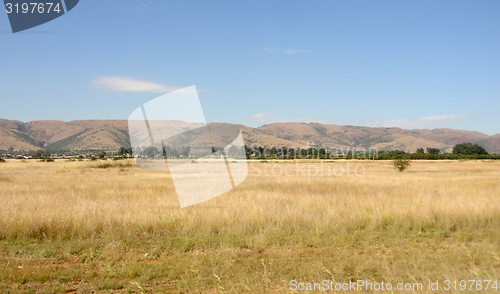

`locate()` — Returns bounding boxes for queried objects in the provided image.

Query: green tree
[452,143,488,155]
[98,151,107,159]
[391,150,406,155]
[416,148,424,154]
[118,147,126,157]
[393,158,411,172]
[426,147,441,154]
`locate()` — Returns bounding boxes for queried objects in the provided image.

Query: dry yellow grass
[1,159,500,293]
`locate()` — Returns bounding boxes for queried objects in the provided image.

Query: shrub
[95,162,113,169]
[426,147,441,154]
[453,142,488,155]
[37,157,54,162]
[393,158,411,172]
[93,162,133,169]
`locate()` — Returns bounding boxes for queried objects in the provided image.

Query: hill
[0,118,499,154]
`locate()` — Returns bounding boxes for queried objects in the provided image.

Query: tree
[227,145,240,157]
[452,143,488,155]
[393,158,411,172]
[181,146,190,158]
[163,145,175,158]
[98,151,107,159]
[391,150,406,155]
[118,147,126,157]
[416,148,424,154]
[144,146,159,158]
[426,147,441,154]
[30,151,42,159]
[244,145,253,159]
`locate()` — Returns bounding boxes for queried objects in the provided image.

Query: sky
[0,0,499,134]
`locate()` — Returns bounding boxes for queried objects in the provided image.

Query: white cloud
[251,112,330,124]
[263,47,276,53]
[263,47,308,55]
[283,49,308,55]
[91,76,179,93]
[134,1,155,11]
[367,115,468,128]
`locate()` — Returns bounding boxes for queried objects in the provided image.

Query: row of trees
[416,147,441,154]
[138,146,191,158]
[415,143,488,155]
[0,142,492,161]
[0,147,130,159]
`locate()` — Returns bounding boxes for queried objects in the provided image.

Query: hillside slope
[0,119,498,154]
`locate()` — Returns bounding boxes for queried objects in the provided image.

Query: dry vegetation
[0,159,500,293]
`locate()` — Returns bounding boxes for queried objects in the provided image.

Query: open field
[1,159,500,293]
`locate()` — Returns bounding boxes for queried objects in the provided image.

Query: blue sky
[1,0,499,134]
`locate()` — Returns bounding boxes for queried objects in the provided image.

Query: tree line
[0,142,494,161]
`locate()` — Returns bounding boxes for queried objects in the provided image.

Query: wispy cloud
[91,76,179,93]
[263,47,308,55]
[367,114,468,128]
[282,49,308,55]
[251,112,330,124]
[134,1,156,11]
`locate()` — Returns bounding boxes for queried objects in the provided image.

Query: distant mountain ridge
[1,118,499,154]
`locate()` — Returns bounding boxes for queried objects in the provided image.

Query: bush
[426,147,441,154]
[453,142,488,155]
[93,162,133,169]
[393,158,411,172]
[0,158,5,163]
[37,157,54,162]
[410,153,430,160]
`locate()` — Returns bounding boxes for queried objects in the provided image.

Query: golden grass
[1,159,500,293]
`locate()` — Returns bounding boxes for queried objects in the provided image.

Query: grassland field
[1,159,500,293]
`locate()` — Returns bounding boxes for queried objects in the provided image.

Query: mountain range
[1,118,500,154]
